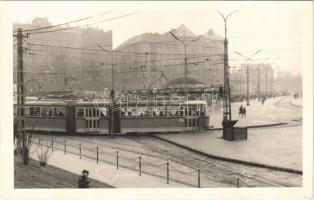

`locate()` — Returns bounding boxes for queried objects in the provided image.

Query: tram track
[130,136,300,187]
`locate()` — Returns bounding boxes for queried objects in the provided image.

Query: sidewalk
[155,125,302,171]
[209,96,301,128]
[29,147,189,188]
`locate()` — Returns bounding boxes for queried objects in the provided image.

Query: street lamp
[217,10,238,122]
[234,50,261,106]
[169,31,201,87]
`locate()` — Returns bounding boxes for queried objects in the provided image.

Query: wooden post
[116,151,119,170]
[198,170,201,188]
[139,156,142,176]
[96,146,99,164]
[166,162,169,184]
[237,178,240,188]
[79,143,81,159]
[64,139,66,155]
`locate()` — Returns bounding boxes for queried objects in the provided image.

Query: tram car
[19,99,210,134]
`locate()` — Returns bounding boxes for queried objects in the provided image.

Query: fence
[29,135,244,188]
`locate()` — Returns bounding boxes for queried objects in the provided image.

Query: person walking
[242,107,247,118]
[239,105,243,118]
[78,169,90,188]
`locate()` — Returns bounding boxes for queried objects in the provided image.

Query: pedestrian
[242,107,246,118]
[78,169,90,188]
[239,105,243,118]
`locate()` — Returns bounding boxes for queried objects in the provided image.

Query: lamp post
[169,31,201,87]
[234,50,261,106]
[217,10,238,121]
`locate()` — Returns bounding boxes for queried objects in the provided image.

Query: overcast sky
[2,1,313,76]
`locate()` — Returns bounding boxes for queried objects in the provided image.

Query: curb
[209,122,288,131]
[152,135,302,175]
[289,101,302,108]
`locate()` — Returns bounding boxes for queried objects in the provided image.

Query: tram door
[184,106,199,131]
[85,107,100,132]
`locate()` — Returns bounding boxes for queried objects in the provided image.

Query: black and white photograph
[0,1,313,200]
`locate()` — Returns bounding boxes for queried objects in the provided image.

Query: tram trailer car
[20,100,210,134]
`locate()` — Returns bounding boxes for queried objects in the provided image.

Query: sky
[1,1,313,76]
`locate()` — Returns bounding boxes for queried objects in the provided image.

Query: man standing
[78,170,90,188]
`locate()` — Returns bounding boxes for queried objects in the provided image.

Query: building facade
[113,25,224,91]
[13,17,113,94]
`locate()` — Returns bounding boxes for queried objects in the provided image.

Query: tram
[19,99,210,134]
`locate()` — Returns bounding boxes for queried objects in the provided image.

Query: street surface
[210,96,302,128]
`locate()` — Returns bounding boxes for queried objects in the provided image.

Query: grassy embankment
[14,155,113,188]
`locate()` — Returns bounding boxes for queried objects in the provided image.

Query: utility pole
[111,52,115,90]
[234,50,261,106]
[265,68,268,98]
[217,10,238,121]
[239,73,242,96]
[16,28,28,164]
[140,65,146,89]
[257,68,261,100]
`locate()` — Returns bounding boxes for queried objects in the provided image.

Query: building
[13,17,113,94]
[113,25,224,91]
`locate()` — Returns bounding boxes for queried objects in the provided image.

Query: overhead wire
[17,11,112,33]
[27,11,141,35]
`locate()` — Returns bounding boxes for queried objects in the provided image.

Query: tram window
[30,107,40,116]
[41,107,53,117]
[88,109,92,117]
[100,108,107,117]
[53,107,65,117]
[85,120,88,128]
[196,118,199,126]
[76,107,84,118]
[96,120,99,128]
[184,119,187,126]
[193,119,196,126]
[93,109,96,117]
[189,119,192,127]
[24,107,30,116]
